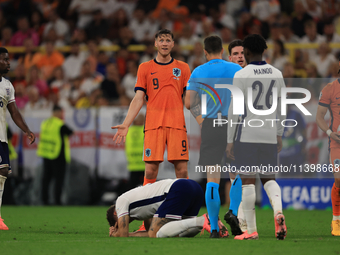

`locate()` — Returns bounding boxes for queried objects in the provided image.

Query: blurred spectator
[49,66,68,93]
[0,9,7,32]
[305,62,321,99]
[10,16,39,46]
[96,51,110,76]
[0,27,12,47]
[35,41,64,80]
[79,60,104,96]
[85,9,109,41]
[158,9,174,31]
[300,19,326,60]
[236,11,257,39]
[250,0,280,23]
[146,14,161,41]
[267,22,284,44]
[70,28,87,47]
[14,83,29,110]
[24,86,48,112]
[201,19,215,38]
[26,65,49,97]
[224,0,245,17]
[107,8,129,41]
[179,24,200,57]
[100,63,122,103]
[271,39,288,71]
[305,0,322,21]
[220,26,233,44]
[93,0,117,19]
[18,38,42,73]
[12,63,27,89]
[76,88,102,108]
[68,77,82,107]
[85,39,99,74]
[62,40,87,80]
[324,19,340,54]
[321,0,340,17]
[216,5,236,32]
[311,42,337,78]
[135,0,159,15]
[139,41,156,64]
[281,16,300,43]
[188,41,205,71]
[117,26,138,48]
[42,27,65,47]
[97,95,110,106]
[43,9,69,41]
[1,0,33,30]
[171,6,190,36]
[151,0,180,19]
[129,8,152,43]
[116,46,130,77]
[291,0,313,37]
[68,0,97,29]
[30,9,46,42]
[327,62,340,79]
[121,60,137,100]
[37,0,58,20]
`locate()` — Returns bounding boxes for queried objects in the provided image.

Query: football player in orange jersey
[316,60,340,236]
[112,29,191,186]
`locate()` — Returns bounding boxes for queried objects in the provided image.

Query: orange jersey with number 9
[319,78,340,149]
[134,58,191,131]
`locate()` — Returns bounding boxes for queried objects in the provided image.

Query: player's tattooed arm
[112,215,130,237]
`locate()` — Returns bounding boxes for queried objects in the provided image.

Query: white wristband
[326,129,332,137]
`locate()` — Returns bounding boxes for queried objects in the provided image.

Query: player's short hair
[155,29,174,40]
[0,47,8,54]
[106,205,117,227]
[228,39,243,55]
[204,35,223,54]
[242,34,268,55]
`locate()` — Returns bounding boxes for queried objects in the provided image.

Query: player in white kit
[106,179,228,238]
[0,47,35,230]
[226,35,287,240]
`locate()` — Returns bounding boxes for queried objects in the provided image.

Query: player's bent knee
[156,229,167,238]
[148,230,158,238]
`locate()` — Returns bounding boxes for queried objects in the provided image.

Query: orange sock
[143,177,157,186]
[331,183,340,216]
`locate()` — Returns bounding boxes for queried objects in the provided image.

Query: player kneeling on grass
[106,179,229,238]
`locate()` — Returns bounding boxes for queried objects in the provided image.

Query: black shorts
[198,118,228,166]
[0,142,10,171]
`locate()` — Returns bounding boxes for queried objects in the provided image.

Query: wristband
[326,129,332,137]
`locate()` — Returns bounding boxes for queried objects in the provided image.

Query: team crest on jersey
[145,148,151,157]
[173,68,181,77]
[6,88,10,96]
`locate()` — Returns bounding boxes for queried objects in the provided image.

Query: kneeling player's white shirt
[228,62,286,144]
[0,77,15,143]
[116,179,177,220]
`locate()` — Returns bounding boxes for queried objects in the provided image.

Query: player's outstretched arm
[112,90,145,144]
[7,102,35,144]
[316,105,340,143]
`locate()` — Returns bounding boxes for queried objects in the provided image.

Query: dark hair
[228,39,243,55]
[106,205,117,227]
[242,34,268,55]
[52,105,62,112]
[0,47,8,54]
[204,36,223,54]
[274,39,285,55]
[155,29,174,40]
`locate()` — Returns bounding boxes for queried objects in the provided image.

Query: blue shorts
[232,141,277,175]
[0,142,10,172]
[155,179,204,219]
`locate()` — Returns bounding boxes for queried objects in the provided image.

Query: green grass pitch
[0,206,339,255]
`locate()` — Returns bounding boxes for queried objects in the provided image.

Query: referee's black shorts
[198,117,229,166]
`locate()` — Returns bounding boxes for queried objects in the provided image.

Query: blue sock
[205,182,220,232]
[229,174,242,216]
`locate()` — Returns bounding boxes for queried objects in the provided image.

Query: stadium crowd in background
[0,0,339,112]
